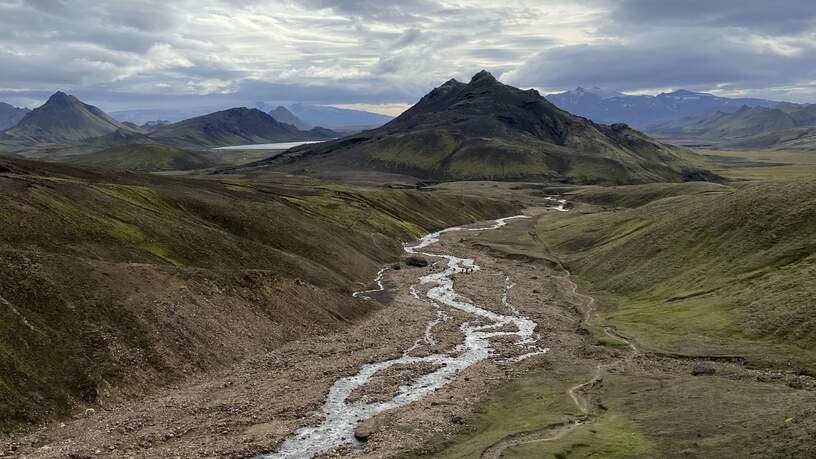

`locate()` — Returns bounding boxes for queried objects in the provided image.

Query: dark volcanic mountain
[3,92,138,143]
[0,102,29,131]
[148,108,337,148]
[255,71,717,184]
[269,106,312,130]
[547,87,782,128]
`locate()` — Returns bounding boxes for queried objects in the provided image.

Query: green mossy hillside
[538,179,816,370]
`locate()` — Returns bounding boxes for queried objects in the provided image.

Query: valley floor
[4,205,814,458]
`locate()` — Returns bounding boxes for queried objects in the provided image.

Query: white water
[351,267,387,301]
[545,196,569,212]
[262,215,551,458]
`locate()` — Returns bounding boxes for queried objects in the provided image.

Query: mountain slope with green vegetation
[537,180,816,371]
[2,92,138,144]
[148,107,336,148]
[65,143,216,172]
[254,71,717,185]
[650,106,798,139]
[725,127,816,151]
[0,156,516,430]
[650,103,816,143]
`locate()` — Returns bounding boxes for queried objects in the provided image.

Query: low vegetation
[540,179,816,371]
[0,156,517,430]
[64,143,216,172]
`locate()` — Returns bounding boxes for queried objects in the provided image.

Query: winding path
[480,266,642,458]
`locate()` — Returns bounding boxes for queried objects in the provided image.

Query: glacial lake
[215,140,328,150]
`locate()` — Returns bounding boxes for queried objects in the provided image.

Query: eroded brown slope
[0,156,516,430]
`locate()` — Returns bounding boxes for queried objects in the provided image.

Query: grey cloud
[609,0,816,35]
[2,0,814,111]
[506,28,816,95]
[290,0,441,22]
[392,28,422,48]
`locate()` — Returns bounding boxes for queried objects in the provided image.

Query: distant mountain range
[725,127,816,150]
[0,102,29,131]
[286,103,393,130]
[248,71,717,185]
[0,93,337,151]
[268,106,312,130]
[110,103,392,131]
[648,104,816,139]
[644,102,816,152]
[546,87,782,128]
[111,108,218,124]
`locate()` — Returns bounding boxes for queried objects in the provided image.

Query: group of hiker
[427,263,476,274]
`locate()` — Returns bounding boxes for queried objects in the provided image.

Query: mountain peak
[3,91,136,143]
[46,91,76,105]
[470,70,497,84]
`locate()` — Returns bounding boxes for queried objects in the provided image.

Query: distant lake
[215,140,327,150]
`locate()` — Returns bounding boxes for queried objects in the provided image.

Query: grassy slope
[0,157,517,430]
[702,148,816,182]
[501,374,816,458]
[65,143,216,172]
[431,366,592,459]
[433,181,816,458]
[538,180,816,371]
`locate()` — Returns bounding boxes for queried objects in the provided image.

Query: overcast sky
[1,0,814,114]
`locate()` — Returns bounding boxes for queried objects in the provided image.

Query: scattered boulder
[691,365,716,376]
[354,416,387,442]
[404,256,429,267]
[787,377,804,389]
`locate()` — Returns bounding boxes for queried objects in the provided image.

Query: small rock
[787,377,803,389]
[691,365,716,376]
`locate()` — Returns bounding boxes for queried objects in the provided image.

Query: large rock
[691,365,716,376]
[404,256,429,267]
[354,416,387,442]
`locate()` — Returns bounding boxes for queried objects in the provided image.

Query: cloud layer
[0,0,814,112]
